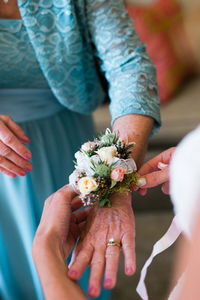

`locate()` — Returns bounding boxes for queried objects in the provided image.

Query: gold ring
[107,238,121,248]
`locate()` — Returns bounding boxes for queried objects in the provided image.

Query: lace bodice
[0,19,49,88]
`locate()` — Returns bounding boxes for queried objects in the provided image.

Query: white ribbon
[136,216,182,300]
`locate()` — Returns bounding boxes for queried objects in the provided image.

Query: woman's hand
[68,192,135,298]
[0,115,32,177]
[135,147,176,195]
[32,185,88,300]
[33,185,89,260]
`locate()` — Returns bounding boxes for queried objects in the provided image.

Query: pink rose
[111,168,126,182]
[81,141,95,152]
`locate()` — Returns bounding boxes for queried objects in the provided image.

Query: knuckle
[3,134,15,145]
[80,252,91,261]
[91,259,103,266]
[1,146,12,157]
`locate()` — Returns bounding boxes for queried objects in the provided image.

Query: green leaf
[110,180,117,188]
[99,198,111,208]
[99,198,108,207]
[82,149,90,157]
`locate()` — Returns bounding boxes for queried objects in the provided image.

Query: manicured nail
[104,278,112,287]
[88,286,97,296]
[137,177,146,187]
[19,170,26,176]
[158,162,168,170]
[68,270,77,278]
[24,153,32,160]
[126,267,134,275]
[26,165,32,171]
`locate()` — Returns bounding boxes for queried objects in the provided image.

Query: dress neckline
[0,18,22,22]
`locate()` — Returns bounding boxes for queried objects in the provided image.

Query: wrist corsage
[69,129,138,207]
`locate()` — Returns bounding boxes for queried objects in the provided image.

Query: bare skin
[0,0,21,19]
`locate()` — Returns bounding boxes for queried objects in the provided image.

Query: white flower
[75,151,100,176]
[112,157,137,173]
[96,146,117,164]
[77,177,98,196]
[69,169,81,192]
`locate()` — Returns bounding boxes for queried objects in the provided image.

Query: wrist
[113,114,153,167]
[33,231,64,267]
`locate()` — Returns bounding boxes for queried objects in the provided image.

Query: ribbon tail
[136,216,182,300]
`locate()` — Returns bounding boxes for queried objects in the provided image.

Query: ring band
[107,238,121,248]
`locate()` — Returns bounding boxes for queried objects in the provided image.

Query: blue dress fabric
[0,1,161,299]
[0,20,107,300]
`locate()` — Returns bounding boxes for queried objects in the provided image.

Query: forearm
[33,240,86,300]
[113,114,153,168]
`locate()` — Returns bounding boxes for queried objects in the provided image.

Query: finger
[0,156,27,176]
[55,185,78,205]
[88,246,105,298]
[104,245,120,290]
[103,212,121,289]
[138,188,147,196]
[161,182,170,195]
[1,115,30,143]
[122,232,136,276]
[73,208,91,224]
[138,147,176,176]
[71,196,83,212]
[0,120,32,160]
[0,166,16,177]
[141,167,169,188]
[68,244,93,280]
[131,176,146,190]
[0,140,32,171]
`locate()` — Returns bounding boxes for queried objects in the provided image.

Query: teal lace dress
[0,1,161,300]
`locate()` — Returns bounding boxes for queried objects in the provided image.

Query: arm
[33,241,86,300]
[86,0,161,150]
[32,185,87,300]
[113,114,153,167]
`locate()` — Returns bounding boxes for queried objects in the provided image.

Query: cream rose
[77,177,98,195]
[96,146,117,164]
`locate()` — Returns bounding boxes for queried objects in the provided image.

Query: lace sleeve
[86,0,161,136]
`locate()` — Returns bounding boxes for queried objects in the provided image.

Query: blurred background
[93,0,200,298]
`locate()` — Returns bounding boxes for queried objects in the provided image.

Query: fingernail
[24,153,32,160]
[104,278,112,287]
[26,165,32,171]
[126,267,134,275]
[24,136,30,142]
[137,177,146,187]
[88,286,96,296]
[68,270,77,278]
[19,170,26,176]
[158,162,168,170]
